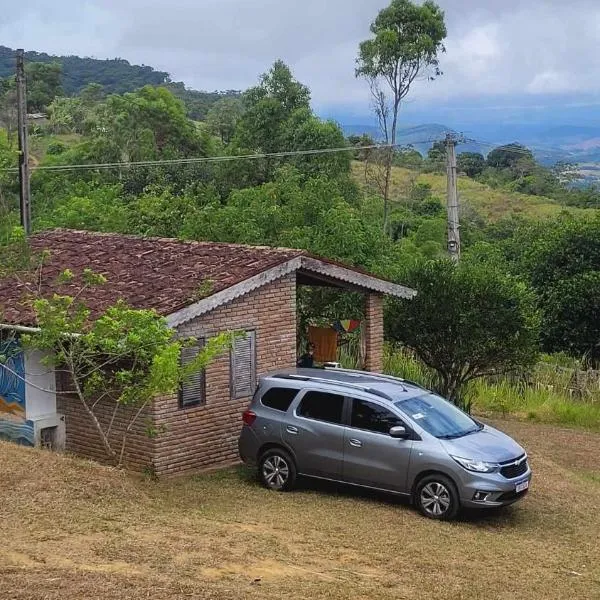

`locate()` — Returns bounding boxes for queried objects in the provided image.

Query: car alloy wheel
[262,455,290,490]
[415,474,459,520]
[420,482,451,517]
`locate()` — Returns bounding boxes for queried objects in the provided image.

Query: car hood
[440,425,525,463]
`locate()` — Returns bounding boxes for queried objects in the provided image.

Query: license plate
[516,481,529,493]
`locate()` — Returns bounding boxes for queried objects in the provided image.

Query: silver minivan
[238,368,532,520]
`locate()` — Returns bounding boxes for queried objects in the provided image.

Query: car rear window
[297,391,344,424]
[260,387,299,412]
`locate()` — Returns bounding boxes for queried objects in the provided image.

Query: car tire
[259,448,297,492]
[415,474,460,521]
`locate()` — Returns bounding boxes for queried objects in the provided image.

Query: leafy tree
[394,147,423,168]
[457,152,485,178]
[385,259,540,407]
[25,62,64,112]
[79,82,105,106]
[543,272,600,362]
[86,86,207,163]
[235,60,311,154]
[281,109,352,179]
[0,129,18,235]
[506,215,600,362]
[233,61,350,183]
[36,186,129,233]
[486,143,533,170]
[206,97,244,143]
[167,83,242,120]
[0,83,17,145]
[48,96,87,133]
[356,0,446,233]
[427,140,446,162]
[348,133,376,162]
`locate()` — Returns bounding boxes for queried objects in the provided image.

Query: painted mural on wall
[0,340,34,446]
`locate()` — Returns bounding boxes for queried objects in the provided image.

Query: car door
[282,389,346,479]
[342,396,413,493]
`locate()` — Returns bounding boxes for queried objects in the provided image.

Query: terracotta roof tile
[0,229,304,326]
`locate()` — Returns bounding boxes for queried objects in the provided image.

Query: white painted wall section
[24,350,57,420]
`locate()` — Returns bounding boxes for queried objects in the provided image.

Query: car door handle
[286,426,299,435]
[349,438,362,448]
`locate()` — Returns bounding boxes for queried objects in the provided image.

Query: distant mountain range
[341,122,600,168]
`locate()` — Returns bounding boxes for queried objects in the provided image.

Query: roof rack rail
[271,373,393,401]
[323,367,409,390]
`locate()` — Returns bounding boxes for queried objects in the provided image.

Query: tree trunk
[69,362,119,465]
[383,100,400,236]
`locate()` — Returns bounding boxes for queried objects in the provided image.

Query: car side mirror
[389,426,410,439]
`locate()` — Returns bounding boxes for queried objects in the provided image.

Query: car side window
[260,387,299,412]
[297,391,345,425]
[350,398,405,435]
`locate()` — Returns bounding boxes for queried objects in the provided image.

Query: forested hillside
[0,46,169,95]
[0,46,240,120]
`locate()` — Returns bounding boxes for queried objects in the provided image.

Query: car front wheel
[415,474,460,520]
[259,449,297,492]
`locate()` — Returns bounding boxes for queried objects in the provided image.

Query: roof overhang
[166,256,416,328]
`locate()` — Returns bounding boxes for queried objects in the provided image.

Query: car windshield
[394,393,482,439]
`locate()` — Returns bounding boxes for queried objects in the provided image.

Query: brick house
[0,229,415,475]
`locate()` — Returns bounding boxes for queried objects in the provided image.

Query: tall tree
[457,152,485,178]
[25,62,64,112]
[356,0,446,233]
[235,60,311,153]
[386,259,540,408]
[232,61,350,184]
[206,97,244,143]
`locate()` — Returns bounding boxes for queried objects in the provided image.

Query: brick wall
[56,274,297,475]
[153,274,297,476]
[364,293,384,373]
[56,372,155,471]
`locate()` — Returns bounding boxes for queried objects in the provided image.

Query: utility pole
[16,49,32,236]
[445,133,460,262]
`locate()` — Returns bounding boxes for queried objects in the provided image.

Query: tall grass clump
[384,346,600,430]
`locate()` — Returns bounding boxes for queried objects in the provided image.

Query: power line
[0,142,435,175]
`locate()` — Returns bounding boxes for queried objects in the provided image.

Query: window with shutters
[231,331,256,400]
[179,341,206,408]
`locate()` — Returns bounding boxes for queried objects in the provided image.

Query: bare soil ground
[1,418,599,600]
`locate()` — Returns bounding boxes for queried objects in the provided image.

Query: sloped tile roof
[0,229,415,327]
[0,229,303,325]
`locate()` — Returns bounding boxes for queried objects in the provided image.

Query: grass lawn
[1,418,599,599]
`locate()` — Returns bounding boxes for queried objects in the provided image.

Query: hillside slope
[352,162,594,221]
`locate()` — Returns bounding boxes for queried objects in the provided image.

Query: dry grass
[1,419,599,599]
[352,162,592,221]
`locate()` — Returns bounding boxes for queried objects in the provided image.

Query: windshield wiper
[437,432,464,440]
[438,425,482,440]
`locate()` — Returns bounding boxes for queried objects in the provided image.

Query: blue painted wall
[0,340,34,446]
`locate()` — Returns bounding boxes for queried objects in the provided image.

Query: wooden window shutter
[179,341,206,408]
[231,331,256,400]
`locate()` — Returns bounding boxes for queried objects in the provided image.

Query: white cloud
[0,0,599,111]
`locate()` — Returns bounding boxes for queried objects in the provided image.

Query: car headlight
[451,456,499,473]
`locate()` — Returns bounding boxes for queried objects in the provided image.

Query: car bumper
[238,426,260,466]
[458,468,533,509]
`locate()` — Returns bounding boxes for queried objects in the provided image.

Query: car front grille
[500,455,528,479]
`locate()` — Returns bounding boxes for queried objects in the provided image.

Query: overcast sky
[2,0,599,122]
